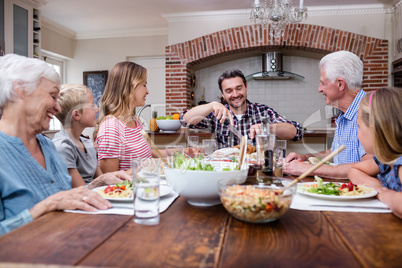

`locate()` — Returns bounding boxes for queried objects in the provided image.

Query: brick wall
[165,24,389,114]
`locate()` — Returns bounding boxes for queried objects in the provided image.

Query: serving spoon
[278,145,346,193]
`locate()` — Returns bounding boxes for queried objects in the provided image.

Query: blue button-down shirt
[0,132,72,235]
[331,89,367,164]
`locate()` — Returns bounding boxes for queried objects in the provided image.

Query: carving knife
[224,118,242,139]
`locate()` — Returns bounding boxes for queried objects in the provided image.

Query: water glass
[275,140,287,158]
[187,136,199,147]
[202,139,217,156]
[255,134,276,181]
[165,145,184,168]
[132,158,160,225]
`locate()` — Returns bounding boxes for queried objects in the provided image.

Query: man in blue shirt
[284,50,373,179]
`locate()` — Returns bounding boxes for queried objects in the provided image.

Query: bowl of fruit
[156,114,181,133]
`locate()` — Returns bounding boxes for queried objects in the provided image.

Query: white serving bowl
[156,120,182,133]
[164,162,249,206]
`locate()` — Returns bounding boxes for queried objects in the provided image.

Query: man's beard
[227,96,246,109]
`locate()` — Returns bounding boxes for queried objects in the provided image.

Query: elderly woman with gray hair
[0,54,130,235]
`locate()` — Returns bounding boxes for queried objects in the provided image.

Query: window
[43,53,65,130]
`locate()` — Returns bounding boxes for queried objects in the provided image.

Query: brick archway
[165,24,388,114]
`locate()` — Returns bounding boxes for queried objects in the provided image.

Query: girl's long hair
[93,61,147,141]
[361,87,402,164]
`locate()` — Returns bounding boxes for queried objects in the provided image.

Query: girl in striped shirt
[94,61,166,172]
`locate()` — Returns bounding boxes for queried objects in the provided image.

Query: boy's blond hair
[56,84,91,127]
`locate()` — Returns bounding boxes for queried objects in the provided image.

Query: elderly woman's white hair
[319,50,363,91]
[0,54,61,112]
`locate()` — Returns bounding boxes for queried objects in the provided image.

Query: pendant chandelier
[250,0,308,38]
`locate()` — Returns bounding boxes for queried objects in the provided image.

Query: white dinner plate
[93,184,173,202]
[297,182,378,200]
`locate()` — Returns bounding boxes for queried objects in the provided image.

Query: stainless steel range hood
[246,52,305,81]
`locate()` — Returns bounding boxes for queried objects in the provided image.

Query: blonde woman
[348,87,402,218]
[53,84,131,187]
[94,62,156,173]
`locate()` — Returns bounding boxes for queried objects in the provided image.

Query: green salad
[172,152,236,171]
[305,176,341,195]
[173,152,214,171]
[157,115,173,120]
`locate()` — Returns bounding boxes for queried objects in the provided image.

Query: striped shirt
[331,89,367,164]
[180,100,303,149]
[96,116,152,171]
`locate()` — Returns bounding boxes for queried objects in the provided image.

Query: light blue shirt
[0,132,72,236]
[331,89,367,164]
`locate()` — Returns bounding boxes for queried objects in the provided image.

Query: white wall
[42,26,74,59]
[65,35,167,84]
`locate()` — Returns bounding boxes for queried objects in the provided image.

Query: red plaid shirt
[180,100,303,149]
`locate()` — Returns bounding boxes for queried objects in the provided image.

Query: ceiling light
[250,0,308,38]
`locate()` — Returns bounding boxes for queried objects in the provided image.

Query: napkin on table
[291,192,391,213]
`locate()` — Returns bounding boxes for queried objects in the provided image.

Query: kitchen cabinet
[3,0,40,58]
[32,7,40,58]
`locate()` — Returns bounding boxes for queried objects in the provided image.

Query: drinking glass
[275,140,287,158]
[165,145,184,168]
[187,136,199,147]
[132,158,161,225]
[255,134,276,182]
[202,139,217,156]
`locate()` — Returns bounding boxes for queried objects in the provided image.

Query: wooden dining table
[0,176,401,268]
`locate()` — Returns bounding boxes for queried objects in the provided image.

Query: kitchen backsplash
[194,55,333,129]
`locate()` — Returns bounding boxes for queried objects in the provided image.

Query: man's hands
[284,152,309,163]
[210,102,234,125]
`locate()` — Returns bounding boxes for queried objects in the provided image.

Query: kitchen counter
[147,127,335,137]
[146,128,212,137]
[303,129,335,138]
[287,128,335,154]
[149,127,335,154]
[147,128,214,148]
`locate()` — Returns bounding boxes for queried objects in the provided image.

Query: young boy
[53,84,130,187]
